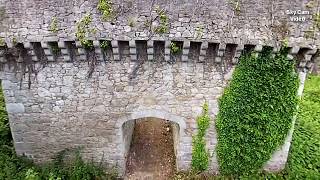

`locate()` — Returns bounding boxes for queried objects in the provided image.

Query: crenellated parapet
[0,39,319,76]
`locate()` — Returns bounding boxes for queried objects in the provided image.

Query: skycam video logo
[286,10,311,22]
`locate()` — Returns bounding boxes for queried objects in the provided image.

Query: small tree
[191,102,210,173]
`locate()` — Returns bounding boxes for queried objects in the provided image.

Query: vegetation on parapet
[75,13,95,49]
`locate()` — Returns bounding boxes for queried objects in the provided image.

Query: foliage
[128,17,135,27]
[51,43,61,57]
[154,6,169,34]
[170,42,181,54]
[25,168,40,180]
[306,0,317,8]
[314,13,320,30]
[97,0,114,21]
[195,25,204,39]
[286,75,320,179]
[12,37,18,45]
[191,102,210,173]
[229,0,241,15]
[216,47,299,175]
[0,37,5,46]
[100,40,110,51]
[35,148,114,180]
[0,83,10,146]
[49,17,58,33]
[75,13,94,49]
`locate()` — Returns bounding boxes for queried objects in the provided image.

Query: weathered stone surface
[0,0,317,176]
[0,61,226,175]
[6,103,25,113]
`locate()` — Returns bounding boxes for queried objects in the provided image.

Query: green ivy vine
[154,6,169,34]
[216,47,299,175]
[170,42,181,54]
[100,40,110,51]
[75,14,94,49]
[49,17,59,33]
[97,0,114,21]
[191,102,210,173]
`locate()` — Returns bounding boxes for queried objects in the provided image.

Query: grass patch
[286,75,320,179]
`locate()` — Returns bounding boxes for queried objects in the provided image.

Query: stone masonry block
[183,40,190,49]
[147,40,153,48]
[6,103,25,113]
[254,44,263,52]
[111,40,119,48]
[289,46,300,55]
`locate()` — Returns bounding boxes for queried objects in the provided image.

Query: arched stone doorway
[116,110,188,178]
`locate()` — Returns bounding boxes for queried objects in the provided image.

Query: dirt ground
[124,118,176,180]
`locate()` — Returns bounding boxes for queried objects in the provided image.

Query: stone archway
[115,110,188,176]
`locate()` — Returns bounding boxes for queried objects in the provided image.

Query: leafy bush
[36,148,115,180]
[216,47,299,175]
[191,102,210,173]
[286,75,320,179]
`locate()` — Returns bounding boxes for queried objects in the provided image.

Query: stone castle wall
[0,0,319,48]
[0,0,319,176]
[0,60,229,174]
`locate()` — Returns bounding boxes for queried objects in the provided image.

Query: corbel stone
[24,42,38,61]
[75,41,86,61]
[164,40,171,62]
[181,40,190,62]
[58,41,71,62]
[147,40,154,61]
[40,41,55,61]
[129,40,137,61]
[111,40,120,61]
[93,40,104,61]
[232,44,244,64]
[215,43,226,63]
[199,41,208,63]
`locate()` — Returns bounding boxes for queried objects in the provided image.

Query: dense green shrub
[35,148,115,180]
[191,102,210,173]
[216,47,299,175]
[287,75,320,179]
[0,82,10,146]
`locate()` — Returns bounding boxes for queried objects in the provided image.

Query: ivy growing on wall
[191,102,210,173]
[49,17,59,33]
[216,47,299,175]
[75,14,99,78]
[97,0,114,21]
[75,14,94,49]
[154,6,169,34]
[170,42,181,54]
